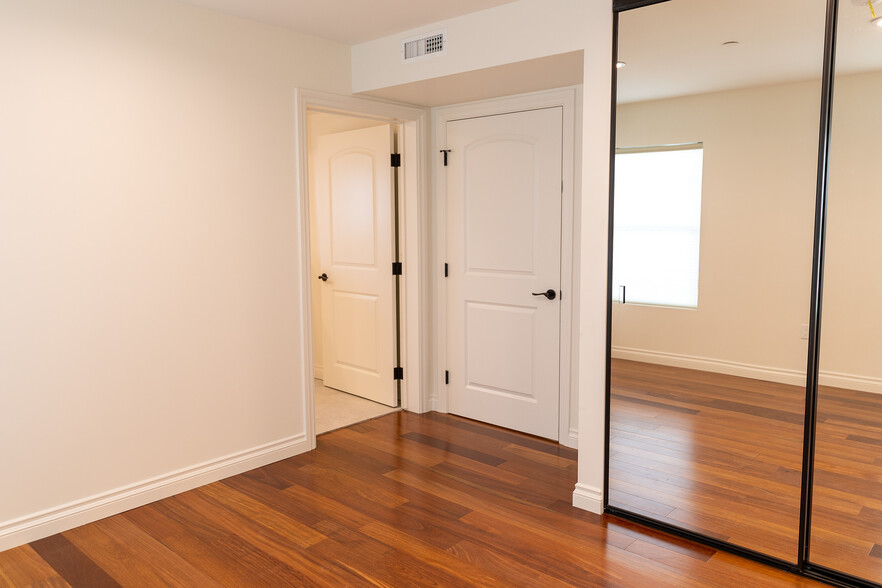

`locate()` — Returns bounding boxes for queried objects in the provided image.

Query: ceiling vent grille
[402,30,446,62]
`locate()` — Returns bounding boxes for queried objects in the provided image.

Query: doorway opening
[294,89,428,448]
[306,110,402,434]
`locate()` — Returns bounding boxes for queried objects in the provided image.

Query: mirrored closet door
[608,0,828,563]
[810,0,882,583]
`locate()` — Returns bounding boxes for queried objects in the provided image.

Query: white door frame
[433,87,581,448]
[294,89,430,449]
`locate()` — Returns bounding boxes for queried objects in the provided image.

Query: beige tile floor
[314,379,399,435]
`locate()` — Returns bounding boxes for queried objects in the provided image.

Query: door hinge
[444,263,448,277]
[391,153,401,167]
[445,370,449,385]
[394,366,404,380]
[440,149,451,166]
[392,261,403,276]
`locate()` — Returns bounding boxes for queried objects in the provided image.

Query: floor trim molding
[0,433,309,552]
[612,346,882,395]
[572,483,603,514]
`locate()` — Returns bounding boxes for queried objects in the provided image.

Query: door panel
[315,124,397,407]
[329,152,376,267]
[446,107,563,439]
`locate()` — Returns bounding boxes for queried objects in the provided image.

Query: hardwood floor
[610,358,882,584]
[0,411,822,587]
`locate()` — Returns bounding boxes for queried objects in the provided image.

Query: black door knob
[317,273,328,282]
[532,289,557,300]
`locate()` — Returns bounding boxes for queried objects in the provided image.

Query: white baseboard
[612,346,882,395]
[572,483,603,514]
[819,370,882,395]
[313,364,323,381]
[0,433,310,552]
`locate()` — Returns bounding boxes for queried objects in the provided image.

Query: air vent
[402,30,446,63]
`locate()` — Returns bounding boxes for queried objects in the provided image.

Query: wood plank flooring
[610,358,882,584]
[0,411,822,587]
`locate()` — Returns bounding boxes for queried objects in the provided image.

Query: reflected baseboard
[611,346,882,395]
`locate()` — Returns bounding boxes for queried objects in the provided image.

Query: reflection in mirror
[609,0,827,561]
[811,0,882,582]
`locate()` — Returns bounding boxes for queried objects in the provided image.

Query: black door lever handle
[532,289,557,300]
[317,273,328,281]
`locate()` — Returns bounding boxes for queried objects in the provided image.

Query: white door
[315,124,398,407]
[446,108,563,439]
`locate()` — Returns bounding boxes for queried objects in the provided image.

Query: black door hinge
[440,149,451,166]
[445,370,449,385]
[391,153,401,167]
[392,262,403,276]
[394,366,404,380]
[444,263,448,277]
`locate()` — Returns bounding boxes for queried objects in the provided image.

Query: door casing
[433,87,581,448]
[295,89,429,449]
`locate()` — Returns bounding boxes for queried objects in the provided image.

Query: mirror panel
[610,0,828,561]
[810,0,882,581]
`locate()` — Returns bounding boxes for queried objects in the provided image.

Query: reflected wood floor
[0,412,823,587]
[610,358,882,584]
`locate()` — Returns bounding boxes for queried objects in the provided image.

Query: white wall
[0,0,350,548]
[306,113,388,379]
[613,71,882,393]
[352,0,602,94]
[352,0,614,513]
[817,70,882,389]
[613,79,821,380]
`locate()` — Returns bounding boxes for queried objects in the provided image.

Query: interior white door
[315,124,397,407]
[446,107,563,439]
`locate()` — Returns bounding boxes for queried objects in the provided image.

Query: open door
[314,124,398,407]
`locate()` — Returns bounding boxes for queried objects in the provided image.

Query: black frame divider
[798,0,839,569]
[602,0,881,586]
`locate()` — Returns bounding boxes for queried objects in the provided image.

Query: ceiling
[170,0,882,105]
[170,0,517,44]
[617,0,882,104]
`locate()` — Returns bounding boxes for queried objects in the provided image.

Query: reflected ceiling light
[616,61,627,69]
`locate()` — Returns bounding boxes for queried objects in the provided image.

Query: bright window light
[613,144,703,309]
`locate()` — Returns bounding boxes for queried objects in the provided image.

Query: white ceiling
[171,0,882,105]
[617,0,882,104]
[170,0,517,44]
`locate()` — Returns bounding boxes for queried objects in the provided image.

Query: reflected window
[613,144,703,308]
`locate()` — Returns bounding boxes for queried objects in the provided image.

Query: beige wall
[352,0,614,512]
[820,70,882,387]
[306,112,388,378]
[351,0,595,93]
[613,72,882,392]
[0,0,350,546]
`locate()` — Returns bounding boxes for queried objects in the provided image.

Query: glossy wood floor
[610,358,882,584]
[0,411,823,587]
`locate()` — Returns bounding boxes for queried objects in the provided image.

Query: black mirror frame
[601,1,880,586]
